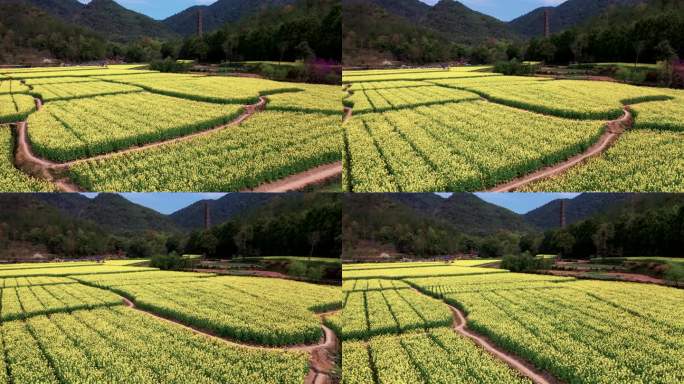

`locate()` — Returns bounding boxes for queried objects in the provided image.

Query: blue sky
[79,0,569,21]
[80,193,580,216]
[421,0,566,21]
[78,0,218,20]
[81,193,226,214]
[437,193,581,214]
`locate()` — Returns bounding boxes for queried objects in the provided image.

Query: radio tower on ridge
[560,200,566,229]
[204,202,211,230]
[197,9,204,37]
[544,9,551,38]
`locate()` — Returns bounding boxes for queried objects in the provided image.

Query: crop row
[1,276,75,288]
[405,273,574,297]
[68,111,342,191]
[28,92,244,162]
[342,260,498,272]
[342,262,508,280]
[94,275,337,346]
[345,100,605,192]
[0,283,123,321]
[4,68,157,79]
[342,68,501,83]
[522,129,684,192]
[0,79,29,95]
[0,93,36,123]
[342,328,530,384]
[343,287,452,340]
[0,307,308,384]
[434,79,670,120]
[265,83,341,114]
[343,278,409,292]
[0,260,122,271]
[0,126,54,191]
[631,96,684,131]
[445,282,684,383]
[346,85,479,113]
[0,265,155,278]
[30,80,143,101]
[98,73,300,104]
[73,270,214,286]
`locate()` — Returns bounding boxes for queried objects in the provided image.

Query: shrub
[615,67,647,83]
[501,252,553,272]
[149,58,192,73]
[493,59,537,76]
[150,252,191,270]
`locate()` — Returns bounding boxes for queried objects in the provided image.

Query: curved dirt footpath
[13,97,267,192]
[449,305,560,384]
[343,107,352,123]
[408,288,560,384]
[246,162,343,192]
[489,108,632,192]
[121,297,339,384]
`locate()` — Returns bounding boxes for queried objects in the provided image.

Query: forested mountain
[343,0,681,65]
[1,0,340,64]
[342,193,533,258]
[389,194,533,235]
[163,0,295,36]
[524,194,636,230]
[185,193,342,258]
[171,194,274,231]
[0,193,340,259]
[11,0,177,42]
[424,0,514,44]
[509,0,646,38]
[35,193,179,233]
[343,193,684,259]
[529,0,684,64]
[343,0,515,64]
[0,2,107,63]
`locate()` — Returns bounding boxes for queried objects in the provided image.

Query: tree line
[0,0,340,65]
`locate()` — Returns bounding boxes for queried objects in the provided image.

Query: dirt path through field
[448,304,560,384]
[489,108,632,192]
[247,162,343,192]
[54,96,267,168]
[408,287,560,384]
[121,297,339,384]
[13,122,83,192]
[13,97,266,191]
[545,270,667,285]
[343,107,352,123]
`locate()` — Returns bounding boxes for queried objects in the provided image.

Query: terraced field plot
[29,79,143,102]
[28,92,244,161]
[0,93,35,123]
[78,273,341,345]
[343,68,684,192]
[340,261,533,383]
[341,261,684,384]
[0,65,341,192]
[1,126,54,191]
[67,110,341,191]
[0,262,333,383]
